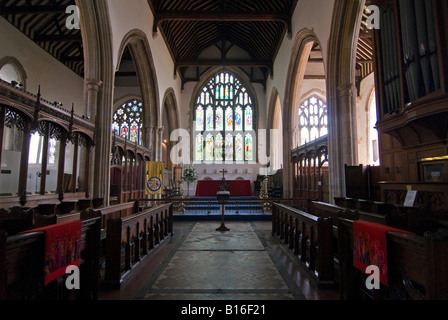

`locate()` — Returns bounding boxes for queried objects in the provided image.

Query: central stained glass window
[194,72,255,163]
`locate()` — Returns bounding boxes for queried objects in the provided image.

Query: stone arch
[161,88,180,168]
[113,94,142,112]
[266,87,283,171]
[326,0,366,200]
[283,28,323,198]
[115,29,160,159]
[75,0,114,204]
[189,66,260,163]
[189,67,259,128]
[0,56,28,89]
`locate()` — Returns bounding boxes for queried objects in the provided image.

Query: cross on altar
[220,169,228,181]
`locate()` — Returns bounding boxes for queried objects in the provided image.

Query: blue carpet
[174,197,272,221]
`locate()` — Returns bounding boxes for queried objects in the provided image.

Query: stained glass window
[225,134,234,161]
[112,99,144,145]
[215,107,223,131]
[196,134,203,161]
[235,134,243,161]
[206,106,214,131]
[235,106,243,131]
[205,134,214,161]
[194,72,256,162]
[196,106,204,131]
[298,95,328,146]
[215,133,224,161]
[245,134,253,161]
[245,107,253,131]
[225,107,233,131]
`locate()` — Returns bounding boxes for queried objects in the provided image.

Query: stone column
[144,126,156,160]
[337,83,358,167]
[85,78,102,120]
[328,83,359,200]
[156,126,165,162]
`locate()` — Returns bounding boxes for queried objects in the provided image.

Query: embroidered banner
[22,221,82,285]
[145,161,164,195]
[353,221,413,286]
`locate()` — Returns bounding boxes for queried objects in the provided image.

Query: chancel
[0,0,447,304]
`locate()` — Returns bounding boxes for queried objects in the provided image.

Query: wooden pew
[0,207,34,236]
[94,201,139,229]
[0,212,101,300]
[308,200,386,226]
[104,203,173,288]
[337,217,448,300]
[272,203,335,288]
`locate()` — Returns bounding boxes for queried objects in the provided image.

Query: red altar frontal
[195,180,253,197]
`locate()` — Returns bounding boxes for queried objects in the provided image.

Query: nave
[98,221,339,301]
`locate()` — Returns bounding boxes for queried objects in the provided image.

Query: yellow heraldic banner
[145,161,164,195]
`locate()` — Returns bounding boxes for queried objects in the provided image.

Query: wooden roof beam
[175,59,272,69]
[0,5,67,15]
[153,11,291,34]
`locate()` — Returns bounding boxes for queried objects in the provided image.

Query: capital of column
[337,83,356,97]
[85,78,103,90]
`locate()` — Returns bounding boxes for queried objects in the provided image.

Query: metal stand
[216,203,230,232]
[216,191,230,232]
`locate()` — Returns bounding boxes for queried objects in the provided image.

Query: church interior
[0,0,447,304]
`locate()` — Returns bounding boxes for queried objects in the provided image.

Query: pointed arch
[0,56,28,89]
[116,29,160,159]
[283,28,323,198]
[76,0,114,203]
[162,88,180,169]
[326,0,366,200]
[267,87,283,172]
[190,67,258,164]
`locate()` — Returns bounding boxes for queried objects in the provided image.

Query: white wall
[266,0,335,131]
[106,0,183,126]
[0,17,85,116]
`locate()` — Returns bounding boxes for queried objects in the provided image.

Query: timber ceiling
[0,0,373,92]
[0,0,83,77]
[148,0,299,89]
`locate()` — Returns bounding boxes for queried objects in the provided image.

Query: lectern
[216,191,230,231]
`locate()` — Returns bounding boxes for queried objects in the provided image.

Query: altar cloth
[195,180,253,197]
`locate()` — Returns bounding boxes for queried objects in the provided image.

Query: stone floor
[99,221,340,301]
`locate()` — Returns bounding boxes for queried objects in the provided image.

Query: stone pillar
[337,84,358,167]
[85,78,102,120]
[156,126,164,162]
[328,83,358,200]
[144,126,156,160]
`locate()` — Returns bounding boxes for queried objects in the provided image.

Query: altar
[195,180,253,197]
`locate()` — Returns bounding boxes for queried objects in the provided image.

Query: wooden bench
[104,203,173,288]
[0,207,34,236]
[272,203,335,288]
[93,201,139,230]
[308,200,387,226]
[337,217,448,300]
[0,212,102,300]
